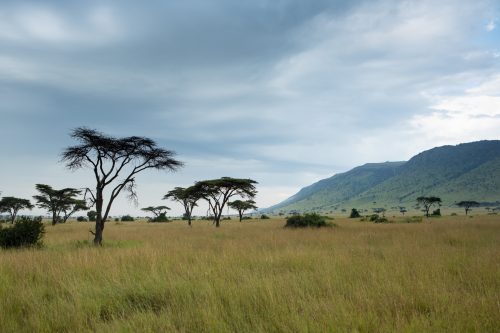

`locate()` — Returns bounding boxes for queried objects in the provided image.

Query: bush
[373,217,389,223]
[242,216,252,220]
[76,216,87,222]
[260,214,270,219]
[121,215,135,222]
[431,209,441,217]
[450,213,457,216]
[349,208,361,218]
[285,213,331,228]
[150,213,170,223]
[369,214,379,221]
[0,216,45,248]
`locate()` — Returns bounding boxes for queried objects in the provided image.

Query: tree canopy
[456,201,480,215]
[141,206,170,222]
[416,196,442,217]
[0,197,34,223]
[61,127,183,244]
[33,184,87,225]
[228,199,257,221]
[194,177,257,227]
[164,186,201,226]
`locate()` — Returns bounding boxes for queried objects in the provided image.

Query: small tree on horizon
[141,205,170,222]
[0,197,34,223]
[194,177,257,227]
[417,196,442,217]
[33,184,87,225]
[456,201,480,215]
[349,208,361,218]
[228,199,258,221]
[61,127,183,245]
[163,186,201,226]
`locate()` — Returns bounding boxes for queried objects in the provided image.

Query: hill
[266,140,500,213]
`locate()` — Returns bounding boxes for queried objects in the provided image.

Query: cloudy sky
[1,0,499,217]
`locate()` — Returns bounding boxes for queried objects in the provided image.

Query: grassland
[0,215,499,332]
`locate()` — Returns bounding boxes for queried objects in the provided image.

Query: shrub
[260,214,270,219]
[369,214,379,221]
[450,213,457,216]
[373,217,389,223]
[121,215,135,222]
[0,216,45,248]
[76,216,87,222]
[285,213,330,228]
[150,213,170,223]
[349,208,361,218]
[431,209,441,217]
[242,216,252,220]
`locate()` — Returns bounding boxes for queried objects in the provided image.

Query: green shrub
[285,213,330,228]
[349,208,361,218]
[76,216,87,222]
[260,214,270,219]
[431,209,441,217]
[369,214,379,221]
[121,215,135,222]
[373,217,389,223]
[0,216,45,248]
[450,213,457,216]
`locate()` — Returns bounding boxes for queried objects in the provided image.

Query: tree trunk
[239,211,243,222]
[94,217,104,245]
[52,211,58,226]
[93,189,104,245]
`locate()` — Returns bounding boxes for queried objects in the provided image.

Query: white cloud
[486,19,496,31]
[410,75,500,145]
[0,5,121,44]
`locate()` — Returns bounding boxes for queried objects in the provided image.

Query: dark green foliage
[87,210,97,221]
[431,209,441,216]
[77,216,87,222]
[260,214,270,219]
[150,213,169,222]
[369,214,380,221]
[284,213,329,228]
[121,215,135,222]
[349,208,361,218]
[0,216,45,248]
[373,217,389,223]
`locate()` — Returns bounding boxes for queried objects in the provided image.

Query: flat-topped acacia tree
[195,177,257,227]
[62,127,183,245]
[228,199,257,221]
[163,186,201,226]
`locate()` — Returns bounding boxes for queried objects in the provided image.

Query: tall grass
[0,216,499,332]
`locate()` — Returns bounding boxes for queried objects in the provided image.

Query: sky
[0,0,499,217]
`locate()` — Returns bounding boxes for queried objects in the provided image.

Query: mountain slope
[267,140,500,212]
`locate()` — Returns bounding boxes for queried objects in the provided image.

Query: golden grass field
[0,215,499,332]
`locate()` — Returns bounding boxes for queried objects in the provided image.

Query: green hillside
[267,140,500,213]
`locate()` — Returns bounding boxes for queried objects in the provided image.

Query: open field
[0,215,499,332]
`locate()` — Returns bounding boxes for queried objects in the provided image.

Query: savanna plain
[0,215,499,332]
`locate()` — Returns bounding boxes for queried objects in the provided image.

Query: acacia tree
[163,186,201,226]
[195,177,257,227]
[0,197,34,223]
[416,196,442,217]
[399,206,407,216]
[62,127,183,245]
[457,201,480,215]
[33,184,87,225]
[141,205,170,222]
[228,199,257,221]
